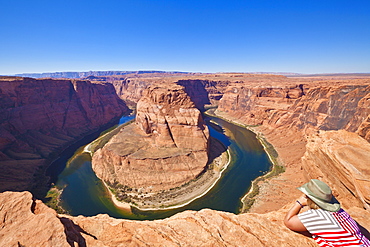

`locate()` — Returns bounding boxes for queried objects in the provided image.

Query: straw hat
[298,179,341,212]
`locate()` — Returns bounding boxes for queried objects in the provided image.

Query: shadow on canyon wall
[176,79,211,111]
[0,77,130,201]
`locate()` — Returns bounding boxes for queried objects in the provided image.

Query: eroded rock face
[92,83,209,192]
[217,84,305,126]
[176,79,230,109]
[110,77,151,104]
[136,83,209,149]
[216,81,370,214]
[0,191,69,247]
[302,130,370,210]
[217,84,370,140]
[3,191,370,247]
[0,191,320,247]
[0,77,130,194]
[287,85,370,135]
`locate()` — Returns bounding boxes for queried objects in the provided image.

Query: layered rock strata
[2,191,370,247]
[92,73,288,110]
[218,84,370,138]
[92,83,210,204]
[1,74,370,246]
[215,82,370,213]
[302,130,370,210]
[109,77,231,108]
[217,84,305,126]
[0,77,130,194]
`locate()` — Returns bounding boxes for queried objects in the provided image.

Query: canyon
[91,82,212,208]
[0,76,130,197]
[0,73,369,246]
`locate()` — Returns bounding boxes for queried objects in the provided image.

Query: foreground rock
[1,191,369,247]
[0,191,309,247]
[92,83,210,207]
[0,191,69,246]
[3,129,370,247]
[302,130,370,210]
[0,77,130,195]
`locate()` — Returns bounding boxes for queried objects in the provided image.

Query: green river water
[51,115,271,220]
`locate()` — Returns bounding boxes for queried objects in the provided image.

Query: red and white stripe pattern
[298,209,370,246]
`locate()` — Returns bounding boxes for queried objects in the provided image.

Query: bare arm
[284,195,308,232]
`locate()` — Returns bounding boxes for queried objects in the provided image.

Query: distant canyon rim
[0,72,369,246]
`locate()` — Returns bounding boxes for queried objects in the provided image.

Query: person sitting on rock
[284,179,370,246]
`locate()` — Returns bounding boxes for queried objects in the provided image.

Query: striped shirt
[298,208,370,246]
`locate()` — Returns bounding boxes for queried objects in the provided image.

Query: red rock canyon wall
[0,77,130,194]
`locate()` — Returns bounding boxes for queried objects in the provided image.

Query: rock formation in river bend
[0,76,130,194]
[92,82,209,193]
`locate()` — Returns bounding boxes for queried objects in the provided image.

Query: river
[51,114,271,220]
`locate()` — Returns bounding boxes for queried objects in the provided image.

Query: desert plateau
[2,1,370,246]
[0,71,369,246]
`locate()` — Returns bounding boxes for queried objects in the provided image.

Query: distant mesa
[14,70,192,79]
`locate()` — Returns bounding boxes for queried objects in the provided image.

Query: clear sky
[1,0,369,75]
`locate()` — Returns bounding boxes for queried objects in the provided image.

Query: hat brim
[298,185,341,212]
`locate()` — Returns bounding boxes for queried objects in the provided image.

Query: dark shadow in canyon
[205,117,231,166]
[59,216,97,247]
[176,80,211,111]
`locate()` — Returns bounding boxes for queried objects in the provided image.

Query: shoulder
[298,209,342,233]
[298,209,324,219]
[298,209,333,224]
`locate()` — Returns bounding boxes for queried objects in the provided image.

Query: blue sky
[1,0,369,75]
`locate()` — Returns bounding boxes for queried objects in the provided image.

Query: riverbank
[211,109,307,214]
[206,109,286,212]
[90,110,274,213]
[83,119,231,211]
[99,136,230,211]
[102,180,132,212]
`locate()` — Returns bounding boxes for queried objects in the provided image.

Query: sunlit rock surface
[0,77,130,194]
[92,82,209,192]
[302,130,370,210]
[2,191,369,246]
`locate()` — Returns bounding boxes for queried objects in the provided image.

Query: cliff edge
[0,77,130,196]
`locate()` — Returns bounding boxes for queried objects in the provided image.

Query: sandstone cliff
[302,130,370,210]
[0,77,130,195]
[0,191,312,247]
[109,77,231,108]
[92,83,210,207]
[217,82,370,136]
[216,84,305,126]
[93,73,286,110]
[1,191,369,246]
[215,80,370,213]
